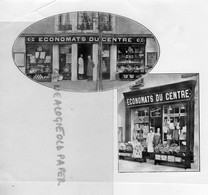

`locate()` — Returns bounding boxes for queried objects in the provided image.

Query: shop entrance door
[78,44,92,80]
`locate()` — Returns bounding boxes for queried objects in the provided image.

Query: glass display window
[117,45,145,74]
[26,44,52,81]
[162,103,187,146]
[133,107,149,140]
[59,45,72,80]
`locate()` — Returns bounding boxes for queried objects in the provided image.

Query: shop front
[16,33,157,82]
[119,80,197,169]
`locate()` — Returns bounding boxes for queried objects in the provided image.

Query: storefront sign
[25,35,146,44]
[125,89,192,107]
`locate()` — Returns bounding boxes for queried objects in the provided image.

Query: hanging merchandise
[179,117,187,130]
[176,122,180,130]
[167,133,172,146]
[153,132,161,147]
[40,52,46,59]
[169,122,175,130]
[137,129,144,141]
[163,125,169,133]
[30,55,36,63]
[44,56,51,63]
[172,129,179,141]
[179,126,187,140]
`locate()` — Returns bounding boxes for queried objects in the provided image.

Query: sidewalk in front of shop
[41,80,132,92]
[119,159,198,172]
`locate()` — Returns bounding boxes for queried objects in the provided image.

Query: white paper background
[0,0,208,194]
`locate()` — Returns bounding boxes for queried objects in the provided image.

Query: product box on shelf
[167,155,175,162]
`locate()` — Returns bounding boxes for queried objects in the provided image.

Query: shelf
[33,78,51,82]
[26,72,52,75]
[154,153,191,169]
[119,73,146,80]
[117,62,143,65]
[119,151,147,162]
[134,122,149,123]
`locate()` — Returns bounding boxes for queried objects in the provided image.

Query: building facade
[13,12,159,82]
[118,74,199,170]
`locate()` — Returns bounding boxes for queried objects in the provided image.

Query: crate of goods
[174,157,182,162]
[161,155,167,161]
[126,153,132,157]
[155,154,161,160]
[167,155,174,162]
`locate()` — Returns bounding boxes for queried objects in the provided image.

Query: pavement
[40,80,133,92]
[118,159,198,172]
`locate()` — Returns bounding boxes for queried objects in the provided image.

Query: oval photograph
[12,11,160,92]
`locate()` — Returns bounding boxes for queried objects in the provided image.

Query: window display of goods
[118,143,126,150]
[33,74,50,81]
[118,142,133,152]
[154,143,181,155]
[117,65,145,74]
[119,141,148,152]
[126,144,133,151]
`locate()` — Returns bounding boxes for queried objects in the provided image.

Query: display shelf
[119,72,147,80]
[119,150,147,162]
[27,73,52,82]
[154,152,191,169]
[117,45,145,77]
[26,45,53,81]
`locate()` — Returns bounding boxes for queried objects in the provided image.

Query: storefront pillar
[110,45,117,80]
[125,107,131,142]
[145,38,158,67]
[52,45,59,72]
[92,44,98,81]
[71,44,78,81]
[194,81,199,167]
[71,12,77,31]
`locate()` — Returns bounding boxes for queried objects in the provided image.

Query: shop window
[59,45,72,80]
[58,13,72,31]
[98,13,112,31]
[162,104,187,146]
[133,108,149,140]
[26,45,52,82]
[102,45,110,80]
[117,45,146,76]
[77,12,93,30]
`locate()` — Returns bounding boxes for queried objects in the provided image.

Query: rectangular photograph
[117,73,200,172]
